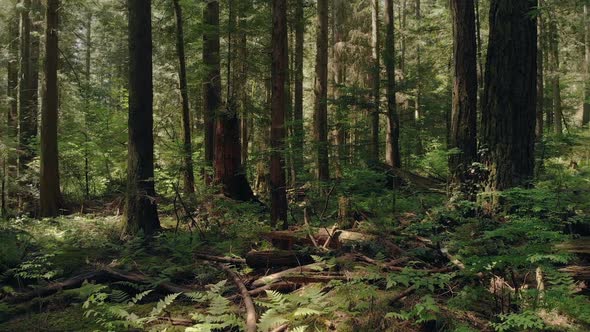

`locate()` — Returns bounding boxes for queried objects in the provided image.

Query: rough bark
[481,0,537,192]
[536,1,544,139]
[369,0,380,164]
[414,0,423,156]
[203,0,221,184]
[333,0,347,177]
[172,0,195,194]
[449,0,478,194]
[124,0,160,235]
[83,12,92,199]
[271,0,289,228]
[384,0,401,168]
[314,0,330,182]
[293,0,305,182]
[18,0,35,173]
[548,17,562,135]
[39,0,63,217]
[584,4,590,126]
[215,0,255,201]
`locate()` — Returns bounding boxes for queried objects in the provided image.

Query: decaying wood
[317,228,375,248]
[388,285,417,304]
[214,263,257,332]
[279,274,348,283]
[194,253,246,264]
[560,265,590,280]
[245,250,314,268]
[251,263,327,288]
[270,324,289,332]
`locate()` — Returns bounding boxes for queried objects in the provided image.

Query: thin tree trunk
[39,0,63,217]
[271,0,289,228]
[549,17,562,135]
[482,0,537,192]
[214,0,255,201]
[400,0,407,75]
[370,0,380,164]
[203,0,221,185]
[414,0,423,155]
[124,0,160,235]
[449,0,478,196]
[384,0,401,168]
[333,0,347,178]
[172,0,195,194]
[584,4,590,126]
[239,0,251,168]
[314,0,330,182]
[83,12,92,199]
[536,0,544,139]
[475,0,484,112]
[18,0,34,174]
[293,0,305,182]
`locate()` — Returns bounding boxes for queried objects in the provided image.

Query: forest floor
[1,156,590,331]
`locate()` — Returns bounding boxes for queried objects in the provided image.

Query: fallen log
[245,250,314,269]
[316,228,376,248]
[214,263,257,332]
[194,253,246,265]
[251,263,327,288]
[560,265,590,280]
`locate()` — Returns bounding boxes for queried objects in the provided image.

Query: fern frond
[149,292,181,316]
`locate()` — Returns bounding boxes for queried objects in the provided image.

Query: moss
[0,304,102,332]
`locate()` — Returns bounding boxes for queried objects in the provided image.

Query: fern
[150,292,181,316]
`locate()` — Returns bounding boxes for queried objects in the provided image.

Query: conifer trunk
[314,0,330,182]
[384,0,401,168]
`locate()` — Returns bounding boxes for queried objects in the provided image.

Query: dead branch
[251,263,327,288]
[194,253,246,265]
[213,263,257,332]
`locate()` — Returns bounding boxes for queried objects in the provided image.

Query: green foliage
[490,311,546,332]
[386,295,441,324]
[186,280,243,332]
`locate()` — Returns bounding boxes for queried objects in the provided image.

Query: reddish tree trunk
[384,0,401,168]
[271,0,289,228]
[314,0,330,182]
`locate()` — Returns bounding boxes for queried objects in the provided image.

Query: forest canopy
[1,0,590,331]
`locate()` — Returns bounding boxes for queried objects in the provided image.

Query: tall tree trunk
[203,0,221,184]
[39,0,63,217]
[239,0,251,168]
[449,0,478,196]
[536,1,544,139]
[214,0,255,201]
[384,0,401,168]
[400,0,407,75]
[584,4,590,126]
[369,0,380,164]
[83,12,92,199]
[271,0,289,228]
[5,7,19,215]
[30,0,41,129]
[414,0,423,155]
[172,0,195,194]
[482,0,537,192]
[475,0,484,112]
[293,0,305,182]
[18,0,34,174]
[314,0,330,182]
[124,0,160,235]
[333,0,347,178]
[548,17,562,135]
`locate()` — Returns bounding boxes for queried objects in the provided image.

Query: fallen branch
[194,253,246,265]
[214,263,257,332]
[388,285,417,304]
[251,263,327,288]
[270,324,289,332]
[245,250,313,268]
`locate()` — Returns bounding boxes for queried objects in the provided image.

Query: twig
[214,263,257,332]
[194,253,246,265]
[172,183,206,240]
[323,224,339,249]
[251,263,327,288]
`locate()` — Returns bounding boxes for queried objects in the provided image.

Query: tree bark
[314,0,330,182]
[384,0,401,168]
[481,0,537,192]
[214,0,255,201]
[203,0,221,185]
[369,0,381,164]
[536,1,544,140]
[84,11,92,199]
[18,0,35,173]
[271,0,289,228]
[584,4,590,126]
[124,0,160,235]
[449,0,478,195]
[548,17,562,135]
[293,0,305,182]
[172,0,195,195]
[414,0,423,156]
[39,0,63,217]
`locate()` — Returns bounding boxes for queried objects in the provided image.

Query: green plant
[386,295,441,324]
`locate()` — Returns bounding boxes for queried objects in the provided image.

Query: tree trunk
[30,0,42,129]
[271,0,289,228]
[414,0,423,156]
[548,17,562,136]
[172,0,195,195]
[214,0,255,201]
[369,0,380,164]
[314,0,330,182]
[238,0,251,168]
[536,1,544,140]
[449,0,478,195]
[293,0,305,182]
[333,0,347,178]
[83,12,92,199]
[384,0,401,168]
[124,0,160,235]
[481,0,537,192]
[203,0,221,184]
[18,0,35,174]
[39,0,63,217]
[584,4,590,126]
